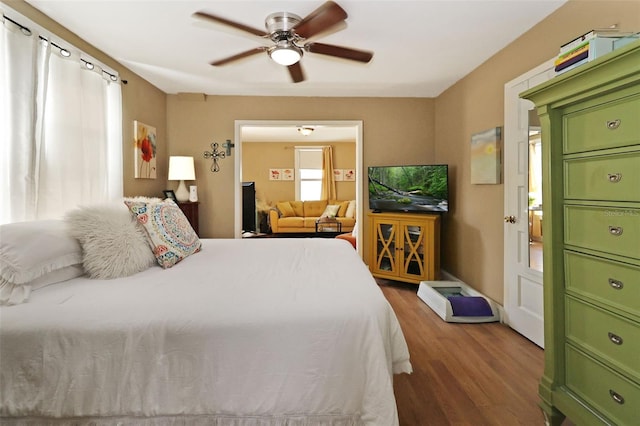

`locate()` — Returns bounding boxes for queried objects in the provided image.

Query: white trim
[502,57,555,348]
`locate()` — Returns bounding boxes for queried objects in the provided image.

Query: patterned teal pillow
[124,198,201,268]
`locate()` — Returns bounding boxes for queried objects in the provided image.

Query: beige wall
[166,95,435,245]
[11,0,640,306]
[242,141,356,205]
[434,0,640,303]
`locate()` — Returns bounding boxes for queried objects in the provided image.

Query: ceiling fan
[193,1,373,83]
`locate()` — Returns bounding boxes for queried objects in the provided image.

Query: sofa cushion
[303,200,328,217]
[303,217,320,228]
[276,201,295,217]
[290,201,304,217]
[278,217,305,228]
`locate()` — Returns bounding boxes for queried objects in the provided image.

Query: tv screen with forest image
[368,165,448,213]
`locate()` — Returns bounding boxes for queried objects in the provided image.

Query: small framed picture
[163,190,177,202]
[269,169,281,180]
[344,169,355,181]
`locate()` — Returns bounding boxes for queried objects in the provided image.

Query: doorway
[503,59,554,348]
[233,120,364,255]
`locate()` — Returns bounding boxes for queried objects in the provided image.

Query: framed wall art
[269,169,281,181]
[470,127,502,184]
[134,120,157,179]
[343,169,355,181]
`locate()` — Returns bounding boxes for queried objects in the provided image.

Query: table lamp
[168,156,195,202]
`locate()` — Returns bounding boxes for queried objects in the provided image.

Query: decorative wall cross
[203,142,225,172]
[203,140,234,172]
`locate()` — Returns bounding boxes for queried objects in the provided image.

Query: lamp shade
[168,156,195,181]
[168,156,195,202]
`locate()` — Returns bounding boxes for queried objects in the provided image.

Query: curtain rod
[2,12,119,82]
[2,14,31,35]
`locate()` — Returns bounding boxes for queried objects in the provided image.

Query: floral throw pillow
[124,198,201,268]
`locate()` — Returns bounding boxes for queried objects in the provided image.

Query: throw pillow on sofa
[321,205,340,218]
[337,201,349,217]
[276,201,295,217]
[345,200,356,218]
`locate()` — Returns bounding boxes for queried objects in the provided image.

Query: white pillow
[0,220,83,305]
[66,204,156,279]
[320,204,340,218]
[351,221,358,237]
[345,200,356,218]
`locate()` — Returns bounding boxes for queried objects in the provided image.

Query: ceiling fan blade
[288,62,305,83]
[293,1,347,39]
[304,21,347,43]
[305,42,373,63]
[210,47,266,66]
[193,11,268,37]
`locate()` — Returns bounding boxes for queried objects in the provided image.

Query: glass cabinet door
[374,222,397,273]
[401,223,426,278]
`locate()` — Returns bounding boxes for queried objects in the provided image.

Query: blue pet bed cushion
[447,296,493,317]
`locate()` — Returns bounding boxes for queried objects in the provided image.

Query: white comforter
[0,238,411,425]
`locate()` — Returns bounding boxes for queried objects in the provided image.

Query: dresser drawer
[566,345,640,426]
[565,251,640,317]
[566,297,640,382]
[564,94,640,154]
[565,205,640,260]
[564,151,640,202]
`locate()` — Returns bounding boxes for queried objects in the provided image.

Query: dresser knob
[608,332,623,345]
[609,389,625,405]
[608,278,624,290]
[607,173,622,183]
[608,226,623,236]
[606,119,621,130]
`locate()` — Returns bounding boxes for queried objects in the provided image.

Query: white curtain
[0,15,122,224]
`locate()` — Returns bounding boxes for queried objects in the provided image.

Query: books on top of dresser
[555,29,639,74]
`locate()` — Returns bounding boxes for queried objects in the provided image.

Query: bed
[0,206,412,426]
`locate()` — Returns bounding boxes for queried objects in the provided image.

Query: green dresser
[521,40,640,425]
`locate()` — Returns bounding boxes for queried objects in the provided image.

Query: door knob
[504,215,516,224]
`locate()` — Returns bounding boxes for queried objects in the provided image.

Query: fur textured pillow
[65,204,156,279]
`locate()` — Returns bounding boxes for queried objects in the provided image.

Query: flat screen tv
[368,164,448,213]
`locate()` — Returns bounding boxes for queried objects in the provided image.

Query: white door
[503,60,554,348]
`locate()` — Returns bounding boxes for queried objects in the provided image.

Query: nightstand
[177,201,199,236]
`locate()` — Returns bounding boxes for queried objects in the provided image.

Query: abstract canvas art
[134,121,157,179]
[470,127,502,184]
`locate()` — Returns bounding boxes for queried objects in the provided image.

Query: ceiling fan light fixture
[269,43,302,66]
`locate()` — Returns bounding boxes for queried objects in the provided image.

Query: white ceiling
[20,0,567,98]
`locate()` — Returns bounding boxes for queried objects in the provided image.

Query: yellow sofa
[269,199,356,234]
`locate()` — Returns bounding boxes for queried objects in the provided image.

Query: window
[295,147,323,201]
[0,9,123,224]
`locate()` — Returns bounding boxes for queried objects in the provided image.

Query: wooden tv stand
[368,212,440,284]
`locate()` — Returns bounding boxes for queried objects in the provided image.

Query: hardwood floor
[377,279,560,426]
